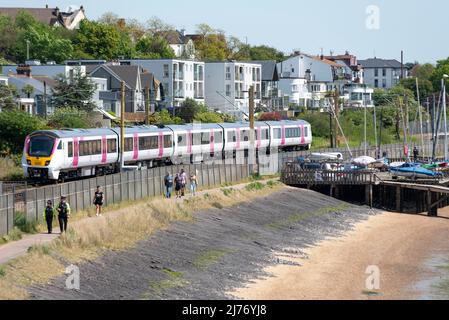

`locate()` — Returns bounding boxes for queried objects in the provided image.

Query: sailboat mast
[416,78,425,156]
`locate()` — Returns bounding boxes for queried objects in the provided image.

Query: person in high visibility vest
[56,196,71,234]
[43,200,56,234]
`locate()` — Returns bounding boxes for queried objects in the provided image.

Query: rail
[281,166,378,186]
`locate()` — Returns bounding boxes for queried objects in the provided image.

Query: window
[226,67,231,80]
[214,131,223,143]
[227,131,236,142]
[274,128,281,139]
[374,68,379,77]
[382,68,386,77]
[178,134,186,147]
[164,135,172,148]
[68,142,73,157]
[262,129,269,140]
[57,141,62,150]
[163,64,169,78]
[382,79,387,88]
[201,132,210,145]
[125,137,133,152]
[226,84,231,97]
[241,130,249,142]
[304,127,309,138]
[79,140,101,156]
[139,136,158,150]
[374,79,379,88]
[107,139,117,153]
[193,133,202,145]
[286,128,300,138]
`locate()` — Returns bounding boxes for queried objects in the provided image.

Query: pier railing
[281,165,378,186]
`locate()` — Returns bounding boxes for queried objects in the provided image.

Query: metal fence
[0,161,250,237]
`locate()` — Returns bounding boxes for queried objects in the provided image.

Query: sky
[3,0,449,63]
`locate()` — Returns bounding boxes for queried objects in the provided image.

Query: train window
[214,132,222,143]
[139,136,158,150]
[286,128,300,138]
[58,141,62,150]
[96,140,101,154]
[201,132,210,145]
[68,142,73,157]
[274,128,281,139]
[125,138,133,152]
[241,130,249,142]
[262,129,269,140]
[107,139,117,153]
[193,133,202,145]
[304,127,309,137]
[227,131,236,142]
[164,135,172,148]
[178,134,186,147]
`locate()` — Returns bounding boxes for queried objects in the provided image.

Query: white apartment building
[205,61,262,115]
[122,59,205,107]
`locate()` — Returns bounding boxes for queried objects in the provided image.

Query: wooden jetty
[281,165,449,217]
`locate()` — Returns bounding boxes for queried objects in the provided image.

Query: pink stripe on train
[133,134,139,160]
[210,129,214,154]
[101,135,107,163]
[281,125,286,146]
[158,132,164,158]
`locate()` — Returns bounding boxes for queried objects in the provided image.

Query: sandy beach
[233,209,449,300]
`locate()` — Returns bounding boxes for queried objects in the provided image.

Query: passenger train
[22,120,312,182]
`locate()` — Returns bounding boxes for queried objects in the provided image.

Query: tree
[176,98,208,123]
[135,35,175,59]
[249,45,286,61]
[0,110,45,155]
[400,77,434,101]
[52,70,97,112]
[74,20,124,60]
[227,36,251,60]
[47,107,91,129]
[0,14,18,61]
[148,109,182,125]
[194,23,229,61]
[21,84,35,98]
[194,111,223,123]
[146,17,175,36]
[0,84,17,111]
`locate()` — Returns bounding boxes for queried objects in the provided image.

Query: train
[22,120,312,182]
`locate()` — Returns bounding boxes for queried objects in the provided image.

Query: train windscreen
[28,135,55,157]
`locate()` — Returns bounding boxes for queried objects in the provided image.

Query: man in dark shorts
[56,196,71,234]
[93,186,104,217]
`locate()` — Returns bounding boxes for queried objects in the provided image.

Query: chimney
[17,64,32,77]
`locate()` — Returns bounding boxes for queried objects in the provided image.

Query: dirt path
[232,210,449,300]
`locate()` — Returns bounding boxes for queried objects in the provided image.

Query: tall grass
[0,179,283,299]
[0,157,24,181]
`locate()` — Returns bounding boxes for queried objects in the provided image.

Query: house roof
[0,6,84,29]
[91,65,143,90]
[359,58,403,69]
[252,60,279,81]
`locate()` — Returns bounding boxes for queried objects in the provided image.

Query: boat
[309,153,344,162]
[352,156,376,167]
[390,163,443,179]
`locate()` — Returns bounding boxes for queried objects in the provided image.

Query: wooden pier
[281,165,449,217]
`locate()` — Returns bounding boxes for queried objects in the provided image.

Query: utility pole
[442,76,448,160]
[401,50,404,79]
[145,86,150,125]
[26,40,30,61]
[249,85,257,175]
[333,89,339,147]
[43,81,47,119]
[329,112,334,148]
[120,81,126,170]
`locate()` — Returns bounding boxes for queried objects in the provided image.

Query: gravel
[28,187,379,300]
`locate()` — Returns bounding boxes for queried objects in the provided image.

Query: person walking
[93,186,104,217]
[189,172,198,196]
[413,147,419,162]
[56,196,71,234]
[164,172,173,199]
[43,200,56,234]
[174,174,182,199]
[180,169,187,197]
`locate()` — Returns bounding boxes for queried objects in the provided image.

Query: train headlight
[27,160,31,165]
[45,161,50,166]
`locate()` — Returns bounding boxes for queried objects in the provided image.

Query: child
[174,174,182,199]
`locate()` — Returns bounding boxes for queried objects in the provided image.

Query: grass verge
[0,178,283,300]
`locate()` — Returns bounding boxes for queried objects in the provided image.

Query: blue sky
[5,0,449,63]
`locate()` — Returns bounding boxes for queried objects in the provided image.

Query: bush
[14,213,38,234]
[245,182,265,192]
[47,107,92,129]
[0,111,46,155]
